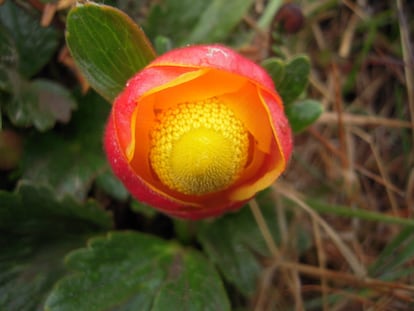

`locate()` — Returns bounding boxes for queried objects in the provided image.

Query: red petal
[148,44,277,95]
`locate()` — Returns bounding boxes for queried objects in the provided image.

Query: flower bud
[274,3,304,34]
[104,45,293,219]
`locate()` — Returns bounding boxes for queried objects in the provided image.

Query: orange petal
[220,83,273,153]
[139,68,247,109]
[229,143,284,201]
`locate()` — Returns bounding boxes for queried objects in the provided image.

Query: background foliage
[1,0,413,310]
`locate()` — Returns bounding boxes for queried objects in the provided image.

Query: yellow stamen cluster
[150,98,249,195]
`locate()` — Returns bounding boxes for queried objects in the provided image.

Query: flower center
[150,98,249,195]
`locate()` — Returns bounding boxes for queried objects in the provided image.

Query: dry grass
[248,0,414,310]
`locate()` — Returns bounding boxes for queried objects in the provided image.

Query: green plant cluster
[0,1,324,310]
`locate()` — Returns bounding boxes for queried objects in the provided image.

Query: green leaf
[0,181,112,311]
[0,24,17,92]
[95,170,129,202]
[146,0,254,45]
[278,56,311,104]
[0,0,59,78]
[45,231,230,311]
[21,91,110,200]
[66,2,156,102]
[131,200,158,219]
[0,4,75,131]
[262,55,311,105]
[4,76,77,131]
[152,250,229,310]
[369,226,414,280]
[198,192,311,295]
[153,35,174,54]
[306,198,414,227]
[186,0,254,44]
[261,58,285,87]
[145,0,210,44]
[0,181,112,235]
[285,99,323,133]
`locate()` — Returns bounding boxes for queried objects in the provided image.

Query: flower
[104,44,292,219]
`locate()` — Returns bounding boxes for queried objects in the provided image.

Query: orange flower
[104,45,292,219]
